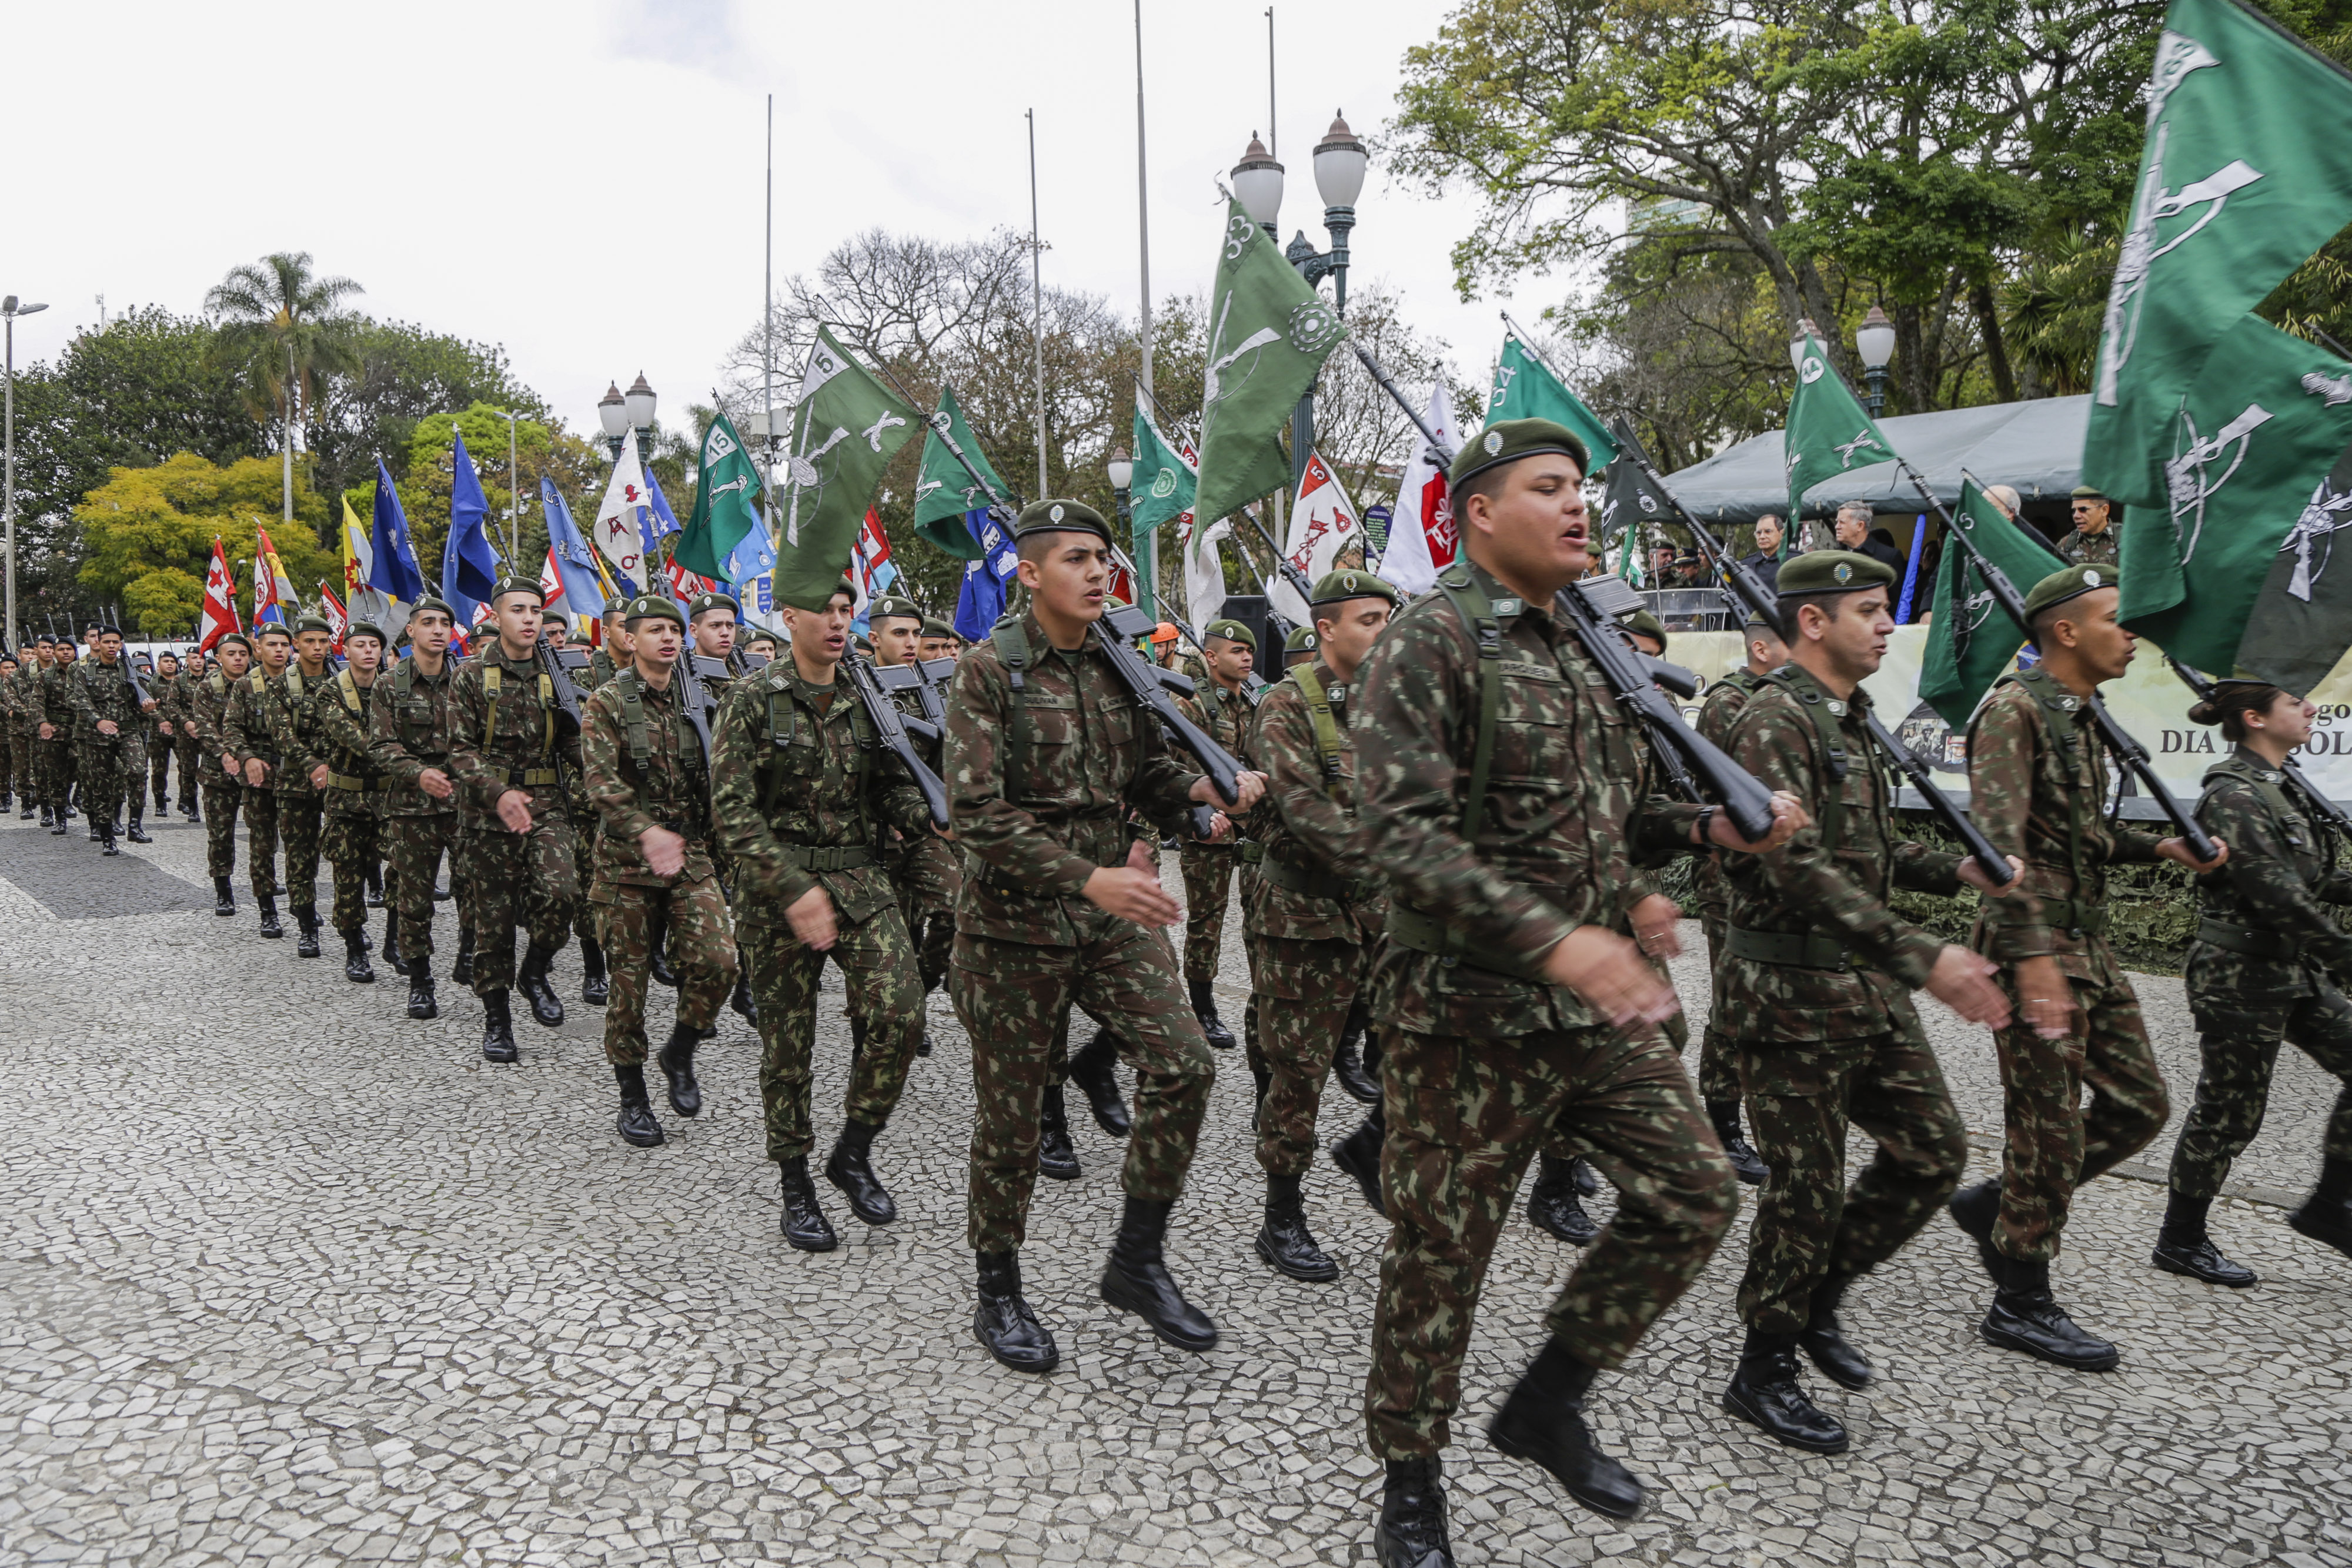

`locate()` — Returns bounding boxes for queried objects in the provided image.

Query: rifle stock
[846,653,951,829]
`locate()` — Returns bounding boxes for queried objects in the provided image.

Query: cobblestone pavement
[1,811,2347,1567]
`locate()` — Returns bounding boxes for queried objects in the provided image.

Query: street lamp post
[1855,305,1897,417]
[597,382,629,461]
[492,408,524,560]
[4,295,51,651]
[1105,446,1143,615]
[623,373,659,467]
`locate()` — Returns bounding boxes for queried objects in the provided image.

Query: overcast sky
[8,0,1578,444]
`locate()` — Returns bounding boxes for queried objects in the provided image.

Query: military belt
[1386,898,1553,982]
[2194,917,2300,960]
[1259,852,1381,904]
[1237,841,1265,865]
[787,843,874,872]
[1725,927,1864,972]
[499,767,562,787]
[326,771,383,793]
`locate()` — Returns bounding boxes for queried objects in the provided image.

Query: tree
[306,319,547,508]
[204,252,363,523]
[75,454,335,637]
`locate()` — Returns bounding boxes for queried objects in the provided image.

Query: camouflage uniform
[2055,526,2120,569]
[583,666,739,1065]
[255,664,334,912]
[146,668,178,810]
[1354,561,1739,1460]
[1174,680,1255,983]
[2170,747,2352,1199]
[1244,655,1385,1175]
[172,669,204,810]
[879,668,961,1005]
[1719,668,1970,1333]
[62,652,146,833]
[712,663,928,1163]
[944,610,1217,1253]
[186,666,245,877]
[38,658,81,824]
[368,656,464,962]
[5,661,37,805]
[1966,669,2170,1263]
[1692,669,1769,1104]
[446,644,582,995]
[313,667,389,936]
[220,670,286,899]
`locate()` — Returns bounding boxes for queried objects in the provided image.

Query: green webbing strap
[617,670,654,779]
[480,661,556,757]
[2002,667,2097,911]
[335,668,362,717]
[1432,567,1503,843]
[990,616,1033,801]
[1291,663,1347,800]
[1762,665,1852,858]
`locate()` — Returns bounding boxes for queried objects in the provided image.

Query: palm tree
[205,252,363,522]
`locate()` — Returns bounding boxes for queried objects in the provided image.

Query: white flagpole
[764,92,778,525]
[1135,0,1156,610]
[1028,108,1048,497]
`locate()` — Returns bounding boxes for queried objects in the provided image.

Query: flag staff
[1027,109,1048,497]
[1133,0,1156,609]
[764,92,779,511]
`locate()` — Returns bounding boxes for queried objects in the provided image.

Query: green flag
[1192,199,1344,531]
[1130,404,1196,537]
[671,410,766,581]
[910,386,1010,560]
[2083,0,2352,508]
[2116,310,2352,670]
[773,326,919,611]
[2235,437,2352,692]
[1486,334,1618,470]
[1783,332,1895,524]
[1917,479,2064,728]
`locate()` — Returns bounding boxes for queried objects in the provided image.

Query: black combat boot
[1373,1455,1455,1568]
[656,1022,702,1117]
[648,910,677,988]
[2152,1190,2257,1286]
[1488,1338,1645,1517]
[342,928,375,984]
[1799,1272,1873,1389]
[182,794,200,823]
[517,942,564,1027]
[98,818,121,856]
[973,1251,1058,1373]
[1254,1172,1339,1282]
[1980,1258,2119,1371]
[449,923,476,987]
[1037,1083,1081,1181]
[730,973,757,1024]
[294,905,322,958]
[1947,1176,2007,1286]
[480,989,519,1063]
[126,807,151,845]
[49,805,66,834]
[256,895,282,937]
[1721,1325,1849,1453]
[88,815,101,841]
[614,1063,664,1147]
[1188,978,1236,1049]
[212,875,235,917]
[38,804,52,828]
[1708,1098,1768,1185]
[777,1155,838,1252]
[2288,1153,2352,1260]
[1100,1195,1218,1351]
[1067,1024,1131,1138]
[383,910,407,976]
[153,777,168,813]
[1331,1108,1387,1216]
[579,932,609,1005]
[406,957,437,1021]
[1332,1025,1381,1106]
[364,862,383,908]
[1526,1153,1599,1246]
[825,1118,898,1225]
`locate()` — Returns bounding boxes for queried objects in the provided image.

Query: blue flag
[542,477,607,610]
[721,515,777,587]
[443,430,505,631]
[369,458,426,605]
[643,466,683,544]
[953,508,1018,640]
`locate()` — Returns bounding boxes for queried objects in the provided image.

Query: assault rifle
[106,614,153,709]
[674,652,717,778]
[2168,655,2352,840]
[846,652,951,830]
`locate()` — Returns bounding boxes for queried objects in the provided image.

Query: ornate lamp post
[1855,305,1897,416]
[4,295,49,649]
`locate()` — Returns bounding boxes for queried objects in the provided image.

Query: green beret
[254,621,292,640]
[34,633,53,644]
[2070,485,2107,501]
[921,618,956,640]
[602,596,630,619]
[215,632,252,654]
[1011,497,1111,541]
[623,594,685,629]
[2022,563,2120,622]
[1742,612,1779,634]
[409,596,457,623]
[293,613,334,637]
[490,575,543,605]
[867,594,923,623]
[1204,617,1258,651]
[1448,417,1591,490]
[344,620,388,646]
[689,590,740,620]
[1775,550,1897,597]
[1308,568,1398,608]
[1621,609,1668,649]
[1284,626,1319,654]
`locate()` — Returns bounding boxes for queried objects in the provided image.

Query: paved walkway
[1,808,2346,1566]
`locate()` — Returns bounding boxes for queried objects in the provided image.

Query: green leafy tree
[75,454,334,637]
[307,318,549,507]
[204,251,363,522]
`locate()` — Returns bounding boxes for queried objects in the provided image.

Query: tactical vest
[611,669,713,830]
[1984,664,2111,937]
[1724,666,1883,971]
[2192,751,2327,959]
[753,666,876,844]
[988,616,1144,805]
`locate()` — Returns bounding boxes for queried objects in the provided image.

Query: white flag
[1277,452,1362,623]
[1377,384,1462,595]
[592,439,656,589]
[1180,511,1231,629]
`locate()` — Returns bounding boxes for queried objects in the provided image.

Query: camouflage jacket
[1242,655,1383,944]
[582,667,718,888]
[1177,678,1259,851]
[1693,668,1770,921]
[1722,666,1958,1041]
[40,661,82,728]
[583,648,620,693]
[712,661,928,926]
[1966,667,2164,978]
[944,611,1204,947]
[220,667,280,770]
[312,668,387,820]
[258,664,335,799]
[6,664,45,728]
[445,643,582,828]
[1354,560,1702,1038]
[185,670,239,780]
[2057,527,2120,567]
[2186,745,2352,1006]
[366,655,462,818]
[65,654,146,735]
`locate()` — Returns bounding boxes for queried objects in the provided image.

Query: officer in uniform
[584,599,633,691]
[446,578,582,1061]
[38,634,81,835]
[369,599,466,1021]
[1172,617,1258,1050]
[171,650,205,820]
[63,624,155,855]
[2153,679,2352,1282]
[2056,487,2120,568]
[868,591,960,1054]
[5,643,38,815]
[687,589,760,1025]
[1715,550,2016,1454]
[257,614,339,958]
[582,594,740,1149]
[1952,563,2225,1370]
[918,618,958,663]
[944,500,1265,1374]
[188,634,252,909]
[1352,420,1789,1556]
[147,651,181,816]
[315,620,391,982]
[222,624,293,935]
[713,574,933,1251]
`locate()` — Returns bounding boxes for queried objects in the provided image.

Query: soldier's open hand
[242,758,268,787]
[641,824,686,877]
[1925,945,2011,1028]
[495,789,533,833]
[1542,924,1682,1029]
[1083,840,1182,927]
[2014,954,2075,1040]
[417,767,454,800]
[98,720,119,736]
[309,763,330,790]
[787,884,838,951]
[1628,892,1683,960]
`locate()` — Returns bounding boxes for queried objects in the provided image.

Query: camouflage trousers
[201,775,242,877]
[1734,1013,1968,1335]
[1543,954,1688,1165]
[744,905,918,1164]
[1365,1023,1739,1460]
[9,726,31,799]
[240,784,280,899]
[2170,985,2352,1201]
[954,924,1216,1253]
[1695,911,1743,1105]
[148,733,172,808]
[1989,960,2169,1263]
[321,807,384,935]
[276,791,324,911]
[890,832,961,996]
[594,876,738,1068]
[1251,930,1379,1177]
[1178,846,1234,983]
[572,819,600,946]
[457,813,577,995]
[385,813,460,962]
[77,730,140,831]
[38,733,75,816]
[176,737,201,805]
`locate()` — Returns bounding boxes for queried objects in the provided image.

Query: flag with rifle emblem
[1487,331,1618,471]
[673,410,768,581]
[1599,420,1676,587]
[774,326,918,611]
[1918,479,2064,727]
[1783,331,1893,525]
[1130,400,1198,540]
[913,386,1011,560]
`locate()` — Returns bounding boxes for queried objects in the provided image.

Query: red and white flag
[592,437,656,587]
[197,539,240,653]
[665,556,716,604]
[1377,383,1461,596]
[850,507,896,620]
[1277,452,1363,623]
[316,581,349,654]
[539,545,570,621]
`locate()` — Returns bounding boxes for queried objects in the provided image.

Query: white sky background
[5,0,1586,444]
